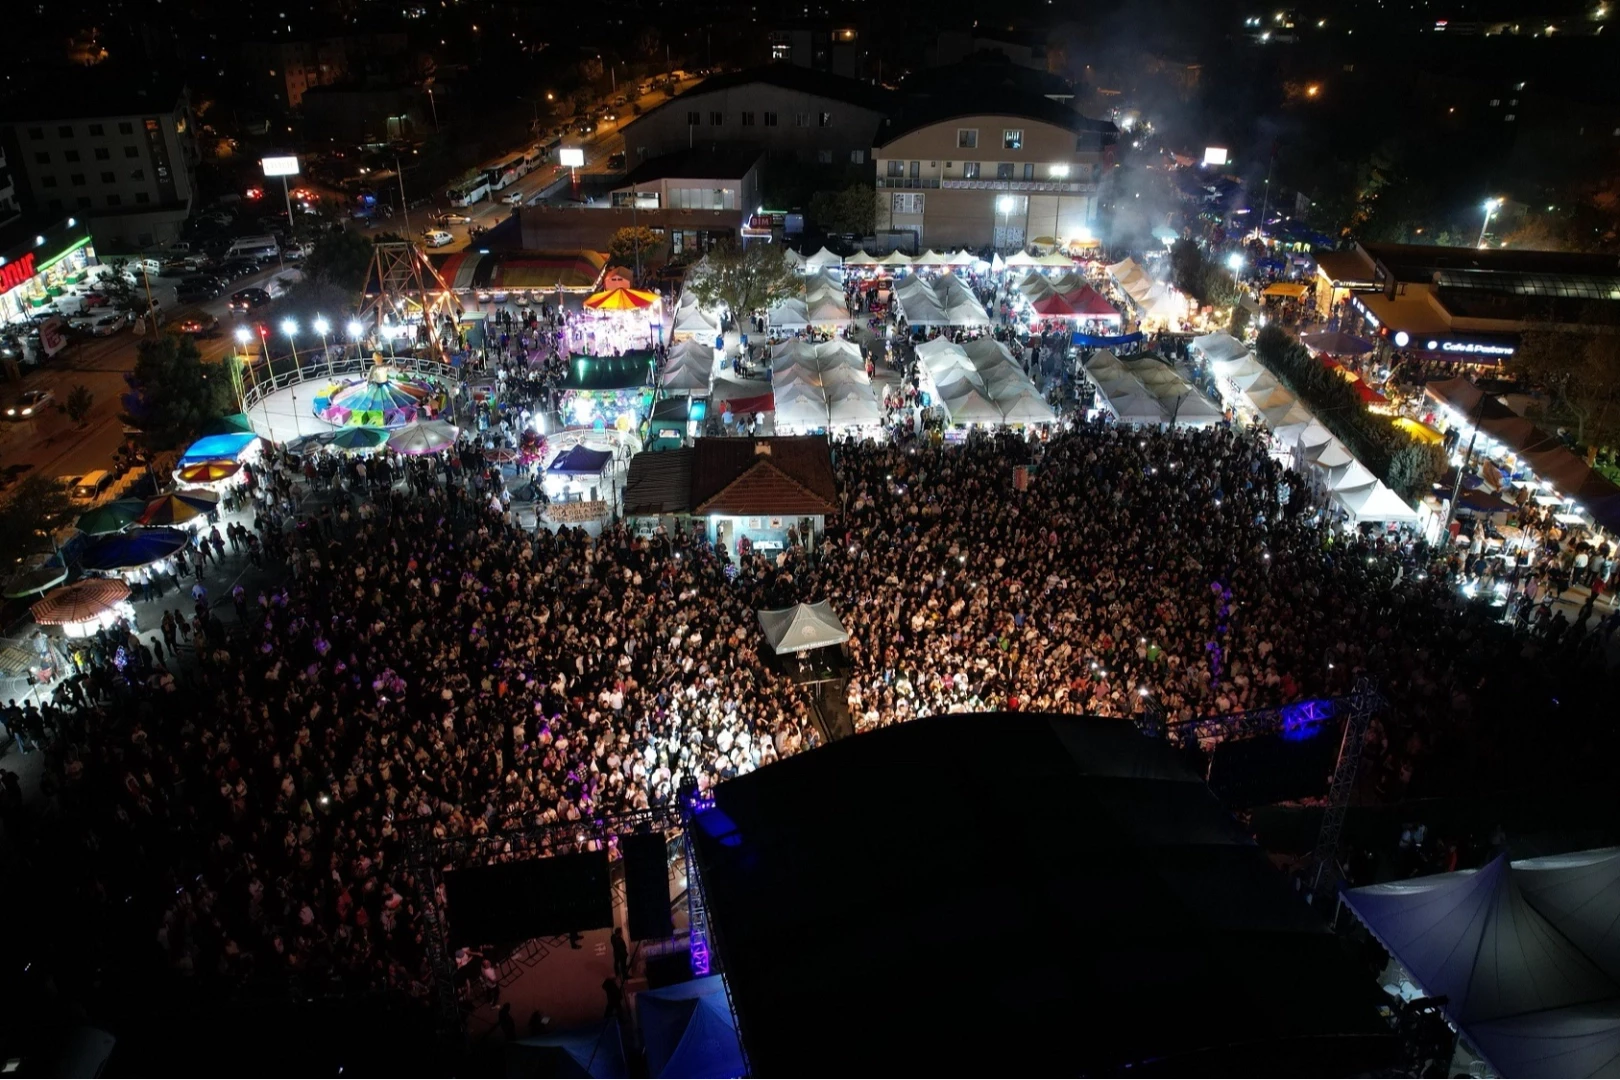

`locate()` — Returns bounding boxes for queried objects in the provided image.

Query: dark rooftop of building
[619,146,762,187]
[627,65,895,131]
[623,448,694,516]
[1361,241,1620,284]
[876,85,1117,146]
[898,59,1074,101]
[691,712,1397,1076]
[689,436,837,516]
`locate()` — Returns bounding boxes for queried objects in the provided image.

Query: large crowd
[6,416,1616,1018]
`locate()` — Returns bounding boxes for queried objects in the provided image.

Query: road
[432,78,702,253]
[0,263,289,487]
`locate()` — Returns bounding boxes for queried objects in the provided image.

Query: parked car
[228,288,272,314]
[607,152,626,170]
[423,229,453,248]
[174,313,221,337]
[435,211,472,226]
[501,191,524,206]
[5,388,55,419]
[72,470,114,503]
[86,311,133,336]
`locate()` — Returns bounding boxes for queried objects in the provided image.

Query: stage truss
[357,241,465,360]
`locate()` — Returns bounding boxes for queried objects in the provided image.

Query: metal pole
[1439,389,1488,546]
[286,332,303,436]
[280,176,295,267]
[428,87,440,133]
[1477,204,1496,248]
[396,155,413,237]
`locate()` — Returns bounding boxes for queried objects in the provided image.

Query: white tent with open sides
[757,600,851,654]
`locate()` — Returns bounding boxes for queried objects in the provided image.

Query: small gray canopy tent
[756,600,849,654]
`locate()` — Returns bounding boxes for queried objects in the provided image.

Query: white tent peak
[756,601,850,654]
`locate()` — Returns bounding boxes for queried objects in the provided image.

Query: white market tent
[1309,440,1355,470]
[946,250,977,266]
[844,250,879,266]
[767,298,810,329]
[1004,251,1041,268]
[914,337,1049,426]
[878,249,913,267]
[1343,848,1620,1078]
[659,355,713,393]
[1320,459,1378,492]
[1333,481,1420,523]
[805,247,844,270]
[997,392,1058,424]
[757,600,851,654]
[942,387,1004,424]
[782,248,807,270]
[770,340,882,432]
[1192,332,1251,366]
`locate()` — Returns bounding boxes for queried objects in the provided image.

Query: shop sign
[39,317,67,357]
[1427,339,1515,357]
[748,212,787,230]
[0,252,37,295]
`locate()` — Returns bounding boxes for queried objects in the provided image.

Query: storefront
[0,217,98,327]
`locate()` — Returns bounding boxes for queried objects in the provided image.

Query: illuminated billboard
[261,155,301,177]
[1202,147,1229,166]
[558,147,585,168]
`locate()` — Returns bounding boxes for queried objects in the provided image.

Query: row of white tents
[658,338,717,393]
[1105,257,1187,323]
[1083,349,1222,427]
[671,290,722,340]
[1190,332,1421,524]
[768,270,851,330]
[893,273,992,328]
[781,247,1078,271]
[771,339,884,431]
[915,337,1056,425]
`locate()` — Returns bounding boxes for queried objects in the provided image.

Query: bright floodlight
[234,327,251,344]
[281,318,299,336]
[1484,197,1502,211]
[347,319,364,338]
[1226,253,1243,270]
[997,195,1017,213]
[313,317,330,336]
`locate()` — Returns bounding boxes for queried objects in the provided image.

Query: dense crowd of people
[7,417,1615,1021]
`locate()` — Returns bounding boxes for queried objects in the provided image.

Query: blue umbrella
[79,528,190,572]
[179,432,258,463]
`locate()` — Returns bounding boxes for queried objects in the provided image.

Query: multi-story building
[1,79,198,253]
[767,21,863,79]
[620,65,892,169]
[242,34,411,111]
[871,90,1116,250]
[0,142,20,228]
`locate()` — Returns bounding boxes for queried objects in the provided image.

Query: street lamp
[313,316,332,374]
[997,195,1017,251]
[1478,197,1503,248]
[282,318,303,436]
[1226,252,1244,282]
[347,319,364,361]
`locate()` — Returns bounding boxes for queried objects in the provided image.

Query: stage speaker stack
[622,832,675,941]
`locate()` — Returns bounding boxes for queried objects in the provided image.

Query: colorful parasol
[31,579,131,626]
[583,287,659,311]
[177,460,241,485]
[75,498,149,536]
[137,489,219,527]
[387,419,459,455]
[329,426,389,452]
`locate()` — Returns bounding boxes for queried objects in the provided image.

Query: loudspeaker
[445,849,612,947]
[622,832,675,941]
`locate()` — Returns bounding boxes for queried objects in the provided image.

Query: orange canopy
[583,287,659,311]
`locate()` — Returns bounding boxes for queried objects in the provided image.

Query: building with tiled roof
[624,436,836,555]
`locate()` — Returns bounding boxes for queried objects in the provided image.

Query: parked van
[73,470,114,503]
[225,235,280,260]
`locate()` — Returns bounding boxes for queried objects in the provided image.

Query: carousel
[311,360,447,429]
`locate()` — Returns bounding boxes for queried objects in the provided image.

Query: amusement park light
[235,326,252,345]
[347,320,364,338]
[281,318,299,337]
[313,316,331,336]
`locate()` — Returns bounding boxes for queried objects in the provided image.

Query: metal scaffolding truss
[356,241,464,358]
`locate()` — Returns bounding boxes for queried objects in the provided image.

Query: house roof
[689,436,837,516]
[1313,249,1377,285]
[623,449,694,515]
[898,60,1074,101]
[623,65,893,139]
[876,86,1116,147]
[1361,241,1620,283]
[619,145,762,187]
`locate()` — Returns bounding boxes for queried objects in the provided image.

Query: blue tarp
[637,976,745,1079]
[79,528,190,571]
[1072,332,1146,348]
[507,1021,626,1078]
[179,432,259,463]
[548,446,614,476]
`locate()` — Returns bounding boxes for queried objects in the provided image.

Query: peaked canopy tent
[506,1022,626,1079]
[843,250,879,266]
[636,976,747,1079]
[1344,848,1620,1078]
[1333,482,1421,524]
[805,247,844,271]
[548,446,614,476]
[1191,332,1252,366]
[757,600,851,654]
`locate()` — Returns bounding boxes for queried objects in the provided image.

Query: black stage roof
[690,713,1396,1077]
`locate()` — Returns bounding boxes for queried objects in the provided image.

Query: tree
[683,242,801,328]
[121,332,233,449]
[1168,239,1205,298]
[608,226,663,271]
[0,475,77,573]
[65,384,94,426]
[1513,307,1620,449]
[300,230,376,292]
[98,258,138,309]
[809,185,876,238]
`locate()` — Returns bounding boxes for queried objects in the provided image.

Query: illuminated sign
[1203,146,1229,166]
[0,252,36,295]
[558,147,585,167]
[1433,340,1515,357]
[260,155,300,177]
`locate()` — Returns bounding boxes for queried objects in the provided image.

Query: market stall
[31,579,134,638]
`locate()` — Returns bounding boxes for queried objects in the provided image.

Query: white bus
[520,146,542,173]
[447,176,491,207]
[487,157,523,191]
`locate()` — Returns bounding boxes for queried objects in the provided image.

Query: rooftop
[1313,249,1378,285]
[898,59,1074,101]
[619,146,763,187]
[689,436,837,516]
[1361,241,1620,284]
[692,712,1396,1076]
[625,65,894,136]
[876,85,1117,147]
